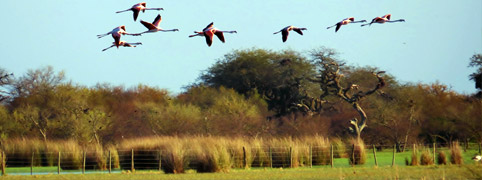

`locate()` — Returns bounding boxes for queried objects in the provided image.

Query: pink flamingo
[136,14,179,35]
[97,26,140,48]
[189,22,237,47]
[327,17,367,32]
[361,14,405,27]
[273,26,307,42]
[102,41,142,52]
[116,2,164,21]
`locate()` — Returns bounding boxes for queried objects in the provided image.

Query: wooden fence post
[269,147,272,168]
[57,151,61,174]
[82,151,86,174]
[31,151,34,175]
[433,143,436,164]
[309,145,312,168]
[158,150,162,172]
[373,145,378,167]
[331,144,334,168]
[479,143,481,154]
[289,147,293,168]
[1,151,5,176]
[392,144,396,167]
[109,150,112,174]
[131,149,134,172]
[351,144,355,167]
[242,147,247,169]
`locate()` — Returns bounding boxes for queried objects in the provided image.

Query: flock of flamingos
[97,2,406,51]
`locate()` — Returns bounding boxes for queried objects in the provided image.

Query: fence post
[479,143,481,154]
[242,147,247,169]
[57,151,61,175]
[269,147,272,168]
[391,144,396,167]
[131,149,134,172]
[158,150,162,172]
[1,151,5,176]
[309,145,312,168]
[31,151,34,175]
[433,143,436,164]
[109,150,112,174]
[330,144,334,168]
[351,144,355,167]
[373,145,378,167]
[289,147,293,168]
[82,151,86,174]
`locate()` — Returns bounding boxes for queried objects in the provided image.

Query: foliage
[199,48,318,116]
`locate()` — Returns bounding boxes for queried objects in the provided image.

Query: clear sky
[1,0,481,94]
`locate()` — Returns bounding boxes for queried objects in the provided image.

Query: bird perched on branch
[189,22,237,47]
[361,14,405,27]
[273,26,307,42]
[116,2,164,21]
[327,17,366,32]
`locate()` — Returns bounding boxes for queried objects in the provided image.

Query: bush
[410,145,418,166]
[420,149,434,165]
[450,142,463,165]
[348,139,366,165]
[437,151,447,165]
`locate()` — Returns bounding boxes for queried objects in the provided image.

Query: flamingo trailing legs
[327,17,366,32]
[189,22,237,47]
[273,25,307,42]
[116,2,164,21]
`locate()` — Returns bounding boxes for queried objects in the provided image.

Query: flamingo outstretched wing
[214,31,225,43]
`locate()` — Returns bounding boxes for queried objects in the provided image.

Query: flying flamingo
[102,41,142,52]
[116,2,164,21]
[188,22,237,47]
[97,26,140,48]
[361,14,405,27]
[136,14,179,35]
[273,26,307,42]
[327,17,367,32]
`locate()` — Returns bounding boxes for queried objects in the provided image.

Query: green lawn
[1,165,482,180]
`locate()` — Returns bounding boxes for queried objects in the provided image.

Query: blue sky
[1,0,481,94]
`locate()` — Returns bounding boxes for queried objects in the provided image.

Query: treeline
[0,48,481,147]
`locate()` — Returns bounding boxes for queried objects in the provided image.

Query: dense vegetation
[0,47,481,149]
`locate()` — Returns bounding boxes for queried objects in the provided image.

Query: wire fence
[1,143,481,176]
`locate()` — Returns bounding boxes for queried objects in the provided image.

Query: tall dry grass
[437,151,447,165]
[1,139,108,170]
[450,142,463,165]
[348,139,366,165]
[420,149,434,165]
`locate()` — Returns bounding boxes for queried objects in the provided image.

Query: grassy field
[1,165,482,180]
[1,148,481,179]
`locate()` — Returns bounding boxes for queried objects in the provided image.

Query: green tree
[199,48,318,116]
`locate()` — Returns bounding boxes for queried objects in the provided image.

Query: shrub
[348,139,366,165]
[450,142,463,165]
[437,151,447,165]
[420,149,434,165]
[410,145,419,166]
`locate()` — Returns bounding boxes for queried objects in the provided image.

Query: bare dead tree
[0,71,14,102]
[309,48,386,140]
